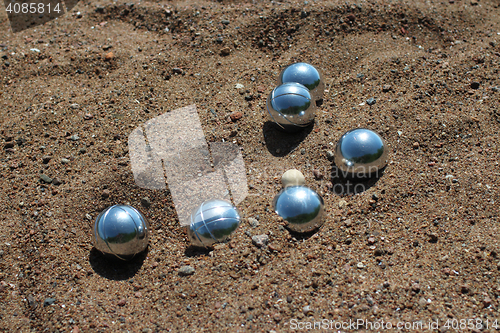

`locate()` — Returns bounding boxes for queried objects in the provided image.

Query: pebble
[79,148,87,154]
[40,174,52,184]
[84,114,93,120]
[366,97,376,105]
[356,262,365,269]
[230,112,243,122]
[338,200,347,209]
[300,148,306,155]
[413,142,419,149]
[104,52,114,61]
[141,197,151,208]
[178,266,195,276]
[69,134,80,141]
[61,158,70,164]
[235,83,244,89]
[52,178,62,186]
[382,84,392,92]
[326,150,335,161]
[220,47,231,56]
[471,82,480,89]
[302,305,313,315]
[312,169,323,180]
[42,156,51,164]
[248,217,259,228]
[43,298,56,306]
[117,299,126,306]
[281,169,305,187]
[101,189,110,199]
[252,234,269,248]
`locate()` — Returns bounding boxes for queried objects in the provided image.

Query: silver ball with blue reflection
[93,205,150,260]
[278,62,324,102]
[187,199,241,248]
[273,185,325,233]
[266,82,316,132]
[334,128,388,178]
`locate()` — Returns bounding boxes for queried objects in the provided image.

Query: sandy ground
[0,0,500,331]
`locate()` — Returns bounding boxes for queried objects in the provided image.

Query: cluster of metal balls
[267,63,388,233]
[92,62,389,260]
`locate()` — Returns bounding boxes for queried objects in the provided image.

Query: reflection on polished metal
[93,205,150,260]
[266,82,316,132]
[188,199,241,247]
[273,186,324,233]
[278,63,324,102]
[334,128,388,178]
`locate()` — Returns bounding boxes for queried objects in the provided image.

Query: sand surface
[0,0,500,331]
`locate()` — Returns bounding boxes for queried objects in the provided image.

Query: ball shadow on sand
[89,247,148,281]
[285,225,322,241]
[184,245,212,258]
[263,121,314,157]
[329,165,386,196]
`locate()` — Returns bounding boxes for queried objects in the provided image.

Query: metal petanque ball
[273,185,325,233]
[93,205,150,261]
[187,199,241,248]
[266,82,316,132]
[278,62,325,102]
[334,128,389,178]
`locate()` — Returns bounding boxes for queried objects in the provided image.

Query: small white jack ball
[281,169,306,188]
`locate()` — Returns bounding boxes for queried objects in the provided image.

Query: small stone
[102,45,112,51]
[366,97,376,106]
[84,114,93,120]
[281,169,305,187]
[356,262,365,269]
[418,297,427,307]
[338,200,348,209]
[230,112,243,122]
[42,156,51,164]
[79,148,87,154]
[235,83,244,89]
[287,296,293,303]
[117,299,126,306]
[300,148,306,155]
[470,0,478,5]
[70,103,79,110]
[383,281,390,288]
[412,283,421,293]
[101,189,110,199]
[312,169,323,180]
[413,142,419,149]
[141,197,151,208]
[220,47,231,56]
[382,84,392,92]
[252,234,269,248]
[221,19,230,25]
[4,142,14,149]
[178,265,195,276]
[460,284,470,294]
[68,134,79,141]
[302,305,313,315]
[483,297,492,307]
[367,237,376,245]
[471,82,480,89]
[104,52,114,61]
[43,298,56,306]
[428,233,438,243]
[326,150,335,161]
[27,295,37,308]
[52,178,62,186]
[172,68,183,74]
[40,174,52,184]
[61,158,70,164]
[248,217,259,228]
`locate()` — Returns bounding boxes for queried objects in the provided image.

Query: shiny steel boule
[278,62,324,102]
[93,205,150,260]
[334,128,388,178]
[188,199,241,248]
[266,82,316,132]
[273,186,324,233]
